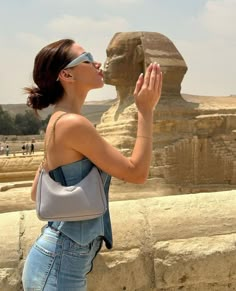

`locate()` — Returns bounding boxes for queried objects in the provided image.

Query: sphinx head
[103,32,144,87]
[103,32,188,97]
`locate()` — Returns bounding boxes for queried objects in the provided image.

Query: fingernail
[139,73,143,77]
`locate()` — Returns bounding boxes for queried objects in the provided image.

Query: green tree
[15,110,42,135]
[0,106,15,134]
[41,114,51,132]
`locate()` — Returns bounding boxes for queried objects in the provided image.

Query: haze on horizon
[0,0,235,105]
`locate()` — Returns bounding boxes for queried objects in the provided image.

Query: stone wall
[97,97,236,193]
[0,190,236,291]
[150,134,236,186]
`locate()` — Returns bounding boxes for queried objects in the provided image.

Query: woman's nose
[93,61,101,69]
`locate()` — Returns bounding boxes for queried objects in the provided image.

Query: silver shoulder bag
[36,113,107,221]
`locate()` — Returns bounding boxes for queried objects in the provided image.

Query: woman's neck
[53,104,75,113]
[54,91,87,114]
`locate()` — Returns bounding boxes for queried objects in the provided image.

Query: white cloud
[47,15,129,35]
[200,0,236,39]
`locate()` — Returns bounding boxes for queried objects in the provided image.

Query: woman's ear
[58,70,74,82]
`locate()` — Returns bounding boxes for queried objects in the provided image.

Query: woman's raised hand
[133,63,162,113]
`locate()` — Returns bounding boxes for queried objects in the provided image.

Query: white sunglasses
[57,52,94,81]
[64,52,94,69]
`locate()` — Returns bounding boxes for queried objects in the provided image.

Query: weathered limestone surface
[1,190,236,290]
[0,185,34,214]
[0,155,42,182]
[0,212,23,291]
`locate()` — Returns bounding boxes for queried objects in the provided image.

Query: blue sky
[0,0,235,104]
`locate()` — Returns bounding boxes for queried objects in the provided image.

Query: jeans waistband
[49,224,61,234]
[41,224,61,236]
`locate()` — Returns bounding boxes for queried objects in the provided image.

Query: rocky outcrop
[1,190,236,290]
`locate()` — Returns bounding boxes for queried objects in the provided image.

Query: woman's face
[65,43,104,90]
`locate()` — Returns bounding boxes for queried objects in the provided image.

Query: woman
[22,39,162,291]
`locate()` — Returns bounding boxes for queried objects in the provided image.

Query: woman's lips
[98,69,103,78]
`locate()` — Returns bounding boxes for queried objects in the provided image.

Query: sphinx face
[103,33,144,87]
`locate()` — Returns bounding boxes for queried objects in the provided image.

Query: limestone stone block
[0,212,22,291]
[20,210,45,260]
[0,187,34,214]
[1,191,236,290]
[145,190,236,243]
[0,155,42,182]
[0,268,22,291]
[88,249,154,291]
[106,200,146,251]
[154,234,236,290]
[0,212,21,268]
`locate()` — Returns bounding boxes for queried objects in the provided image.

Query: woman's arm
[62,63,162,184]
[31,167,40,201]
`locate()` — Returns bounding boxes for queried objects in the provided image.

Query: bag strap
[41,112,68,169]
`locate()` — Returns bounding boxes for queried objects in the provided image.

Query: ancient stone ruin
[98,31,236,195]
[1,32,236,290]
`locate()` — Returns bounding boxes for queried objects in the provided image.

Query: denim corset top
[48,158,112,249]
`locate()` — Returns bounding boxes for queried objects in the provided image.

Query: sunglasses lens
[85,53,92,62]
[65,52,94,68]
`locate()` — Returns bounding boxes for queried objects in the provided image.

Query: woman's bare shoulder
[51,113,96,140]
[49,113,93,130]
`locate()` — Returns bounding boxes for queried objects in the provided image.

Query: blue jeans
[22,226,103,291]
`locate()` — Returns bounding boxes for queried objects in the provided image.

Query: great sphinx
[98,32,236,194]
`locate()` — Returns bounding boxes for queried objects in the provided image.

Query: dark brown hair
[25,39,75,111]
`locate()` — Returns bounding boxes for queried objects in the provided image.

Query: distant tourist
[22,144,26,155]
[5,145,9,156]
[30,143,34,154]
